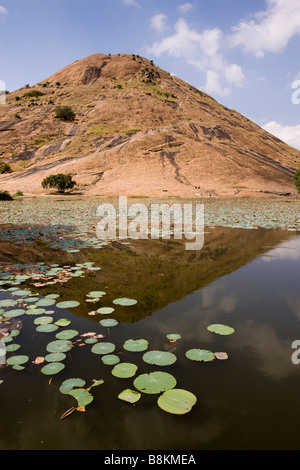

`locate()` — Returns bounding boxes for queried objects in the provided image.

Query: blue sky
[1,0,300,148]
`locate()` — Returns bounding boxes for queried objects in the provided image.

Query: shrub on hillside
[294,169,300,193]
[23,90,44,98]
[0,163,12,174]
[41,173,77,193]
[54,106,75,121]
[0,190,13,201]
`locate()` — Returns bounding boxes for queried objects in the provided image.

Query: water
[0,198,300,450]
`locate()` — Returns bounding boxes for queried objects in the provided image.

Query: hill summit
[0,52,299,197]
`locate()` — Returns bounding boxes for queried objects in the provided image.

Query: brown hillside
[0,52,299,198]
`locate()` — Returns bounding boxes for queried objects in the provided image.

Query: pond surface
[1,198,300,450]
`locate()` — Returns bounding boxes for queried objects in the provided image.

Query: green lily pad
[45,352,66,362]
[56,301,80,309]
[87,291,106,298]
[55,329,78,340]
[185,349,215,362]
[166,334,181,341]
[55,318,71,327]
[134,371,177,395]
[91,342,116,355]
[113,297,137,306]
[111,362,138,378]
[97,307,115,315]
[5,344,21,352]
[207,324,235,335]
[157,389,197,415]
[67,388,94,407]
[33,316,53,325]
[99,319,118,327]
[36,299,56,307]
[5,309,26,318]
[41,362,65,375]
[26,308,46,316]
[36,324,59,333]
[59,378,86,394]
[6,355,29,366]
[142,350,177,366]
[46,339,73,353]
[118,389,141,404]
[101,354,120,366]
[123,339,149,352]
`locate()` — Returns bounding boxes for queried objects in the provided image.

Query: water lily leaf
[112,362,138,378]
[101,354,120,366]
[59,378,86,394]
[142,350,177,366]
[97,307,115,315]
[185,349,215,362]
[33,316,53,325]
[207,324,235,335]
[67,388,94,407]
[56,301,80,309]
[87,291,106,299]
[45,352,66,363]
[6,344,21,352]
[99,319,118,327]
[6,355,29,366]
[41,362,65,375]
[36,299,56,307]
[5,309,26,318]
[118,389,141,404]
[166,334,181,341]
[86,379,104,391]
[55,329,78,340]
[45,294,60,299]
[113,297,137,306]
[46,339,73,353]
[26,308,46,316]
[36,324,59,333]
[157,389,197,415]
[134,371,177,395]
[123,339,149,352]
[55,318,71,327]
[91,342,115,355]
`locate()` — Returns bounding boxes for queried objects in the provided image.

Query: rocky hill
[0,53,299,198]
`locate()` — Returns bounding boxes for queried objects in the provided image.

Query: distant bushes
[54,106,75,121]
[0,190,13,201]
[0,163,12,174]
[42,173,77,193]
[23,90,44,98]
[294,169,300,193]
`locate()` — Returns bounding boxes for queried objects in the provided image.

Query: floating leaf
[97,307,115,315]
[143,350,177,366]
[86,379,104,391]
[123,339,148,352]
[55,329,78,340]
[55,318,71,327]
[41,362,65,375]
[102,354,120,366]
[6,344,21,352]
[6,355,29,366]
[112,363,138,378]
[59,378,86,394]
[134,371,177,395]
[157,389,197,415]
[46,339,73,353]
[36,299,56,307]
[91,342,115,355]
[185,349,215,362]
[118,389,141,404]
[207,324,235,335]
[26,308,46,316]
[67,388,94,407]
[36,324,59,333]
[113,298,137,306]
[33,316,53,325]
[99,319,118,327]
[5,309,26,318]
[56,301,80,309]
[166,334,181,341]
[87,291,106,299]
[45,352,66,363]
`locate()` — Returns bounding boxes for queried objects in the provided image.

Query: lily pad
[157,389,197,415]
[112,298,137,306]
[99,319,118,327]
[166,334,181,341]
[36,299,56,307]
[118,389,141,404]
[55,329,78,340]
[45,352,66,362]
[207,324,235,335]
[59,378,86,394]
[143,350,177,366]
[67,388,94,407]
[56,301,80,309]
[111,362,138,378]
[91,342,116,355]
[5,309,26,318]
[134,371,177,395]
[87,291,106,298]
[97,307,115,315]
[101,354,120,366]
[46,339,73,353]
[123,339,149,352]
[6,355,29,366]
[36,324,59,333]
[41,362,65,375]
[185,349,215,362]
[55,318,71,327]
[33,316,53,325]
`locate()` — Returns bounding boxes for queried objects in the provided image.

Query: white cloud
[146,18,245,97]
[178,3,193,13]
[150,13,168,33]
[0,5,7,15]
[263,121,300,150]
[121,0,140,7]
[230,0,300,57]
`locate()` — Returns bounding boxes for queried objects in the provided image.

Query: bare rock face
[0,53,299,198]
